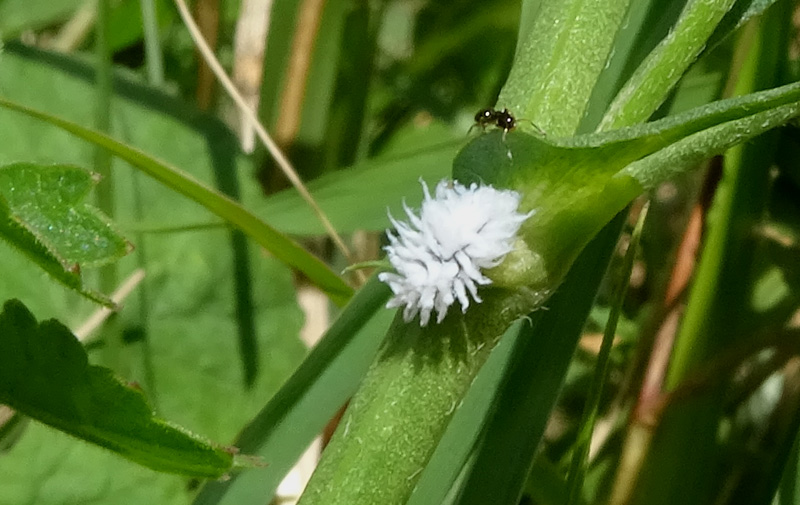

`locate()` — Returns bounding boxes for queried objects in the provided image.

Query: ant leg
[518,119,546,136]
[467,124,488,136]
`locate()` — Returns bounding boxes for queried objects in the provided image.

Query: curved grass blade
[706,0,782,52]
[0,97,353,305]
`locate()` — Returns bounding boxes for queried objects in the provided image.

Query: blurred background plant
[0,1,799,505]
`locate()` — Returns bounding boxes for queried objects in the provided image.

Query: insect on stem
[472,107,519,160]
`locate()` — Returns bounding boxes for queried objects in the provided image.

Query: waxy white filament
[378,180,531,326]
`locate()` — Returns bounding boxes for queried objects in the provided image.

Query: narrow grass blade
[0,97,353,304]
[193,276,392,505]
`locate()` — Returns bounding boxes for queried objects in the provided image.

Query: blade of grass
[406,320,527,505]
[0,97,353,305]
[609,7,790,504]
[139,0,165,86]
[705,0,783,54]
[580,0,675,132]
[566,201,649,504]
[453,212,629,505]
[666,16,786,387]
[192,276,391,505]
[173,0,359,277]
[599,0,739,130]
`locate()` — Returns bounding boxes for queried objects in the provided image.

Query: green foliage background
[0,1,799,505]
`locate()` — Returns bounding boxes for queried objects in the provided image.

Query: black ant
[473,107,544,138]
[472,107,519,160]
[471,107,544,160]
[473,107,516,137]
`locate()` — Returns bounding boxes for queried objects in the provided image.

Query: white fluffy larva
[378,179,531,326]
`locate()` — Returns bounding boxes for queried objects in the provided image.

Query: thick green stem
[500,0,633,136]
[297,288,542,505]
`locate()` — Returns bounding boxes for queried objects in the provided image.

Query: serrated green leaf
[0,162,130,305]
[0,162,130,266]
[0,299,235,478]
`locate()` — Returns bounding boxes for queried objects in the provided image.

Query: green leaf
[0,299,234,478]
[0,238,308,504]
[0,43,308,505]
[0,162,130,305]
[0,96,353,305]
[455,79,800,290]
[0,162,129,266]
